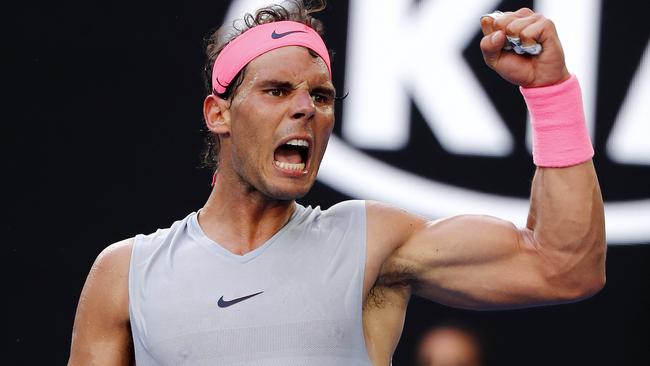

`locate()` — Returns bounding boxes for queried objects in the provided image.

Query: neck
[198,170,296,256]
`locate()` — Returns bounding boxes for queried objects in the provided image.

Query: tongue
[274,145,303,164]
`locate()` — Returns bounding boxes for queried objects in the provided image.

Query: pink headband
[211,21,331,95]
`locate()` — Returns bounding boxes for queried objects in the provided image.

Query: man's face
[220,46,335,200]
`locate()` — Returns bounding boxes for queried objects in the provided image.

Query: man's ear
[203,94,231,134]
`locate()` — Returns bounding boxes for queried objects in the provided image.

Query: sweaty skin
[68,9,605,365]
[234,73,258,101]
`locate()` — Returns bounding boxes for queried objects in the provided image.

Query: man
[68,1,606,365]
[416,323,485,366]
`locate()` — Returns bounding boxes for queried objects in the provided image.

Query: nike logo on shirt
[271,30,307,39]
[217,291,264,308]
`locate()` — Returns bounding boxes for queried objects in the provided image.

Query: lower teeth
[274,161,305,171]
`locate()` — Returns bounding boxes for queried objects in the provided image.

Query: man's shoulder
[365,200,427,228]
[78,238,133,323]
[93,238,134,276]
[322,199,366,216]
[321,200,427,233]
[130,212,196,247]
[307,200,367,227]
[364,201,429,262]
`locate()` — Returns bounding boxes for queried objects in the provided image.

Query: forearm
[523,76,606,294]
[528,162,604,252]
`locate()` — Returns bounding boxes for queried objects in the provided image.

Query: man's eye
[312,94,331,104]
[267,89,286,97]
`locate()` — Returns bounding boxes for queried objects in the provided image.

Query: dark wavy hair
[201,0,329,171]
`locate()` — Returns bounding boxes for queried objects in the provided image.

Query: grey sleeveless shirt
[129,200,372,365]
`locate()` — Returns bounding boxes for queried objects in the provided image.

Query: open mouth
[273,138,311,172]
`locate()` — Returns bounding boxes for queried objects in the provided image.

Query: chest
[131,238,367,364]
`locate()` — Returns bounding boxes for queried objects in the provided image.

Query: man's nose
[290,90,316,121]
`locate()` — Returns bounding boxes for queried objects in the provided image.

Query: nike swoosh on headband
[271,30,307,39]
[212,21,331,95]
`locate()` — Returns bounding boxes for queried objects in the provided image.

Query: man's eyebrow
[257,79,295,89]
[312,85,336,98]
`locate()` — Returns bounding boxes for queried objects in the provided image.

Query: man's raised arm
[367,8,605,310]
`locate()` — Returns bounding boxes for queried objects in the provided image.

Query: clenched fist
[480,8,571,88]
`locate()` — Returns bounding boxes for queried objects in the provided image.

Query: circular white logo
[226,0,650,244]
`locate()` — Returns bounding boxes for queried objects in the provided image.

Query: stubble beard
[231,151,312,202]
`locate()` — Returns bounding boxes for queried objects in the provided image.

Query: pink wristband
[520,75,594,167]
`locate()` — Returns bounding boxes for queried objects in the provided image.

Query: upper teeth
[286,139,309,147]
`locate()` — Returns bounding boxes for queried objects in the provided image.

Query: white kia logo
[227,0,650,244]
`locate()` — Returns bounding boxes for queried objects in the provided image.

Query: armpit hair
[364,261,416,309]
